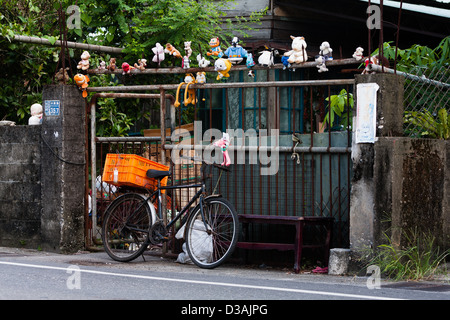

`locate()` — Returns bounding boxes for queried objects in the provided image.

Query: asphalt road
[0,247,449,308]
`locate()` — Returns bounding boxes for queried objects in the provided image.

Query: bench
[237,214,334,274]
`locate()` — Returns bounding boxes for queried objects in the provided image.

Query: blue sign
[44,100,60,116]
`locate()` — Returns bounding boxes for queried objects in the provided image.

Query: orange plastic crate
[102,154,169,191]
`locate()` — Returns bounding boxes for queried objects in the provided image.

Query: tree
[0,0,266,131]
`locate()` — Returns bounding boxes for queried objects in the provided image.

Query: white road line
[0,261,402,300]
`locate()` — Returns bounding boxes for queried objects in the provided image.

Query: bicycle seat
[146,169,171,180]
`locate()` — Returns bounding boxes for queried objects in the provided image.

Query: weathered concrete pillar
[350,74,404,254]
[41,84,86,253]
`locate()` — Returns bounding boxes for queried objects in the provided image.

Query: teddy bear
[352,47,364,61]
[28,103,43,125]
[284,35,308,64]
[55,67,69,83]
[315,41,333,73]
[107,58,117,71]
[77,51,90,70]
[98,60,106,71]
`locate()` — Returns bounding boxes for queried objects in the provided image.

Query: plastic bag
[175,220,213,264]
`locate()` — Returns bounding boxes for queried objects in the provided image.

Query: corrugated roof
[360,0,450,18]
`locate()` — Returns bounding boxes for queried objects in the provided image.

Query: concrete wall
[375,138,449,250]
[0,126,42,248]
[0,84,86,253]
[350,74,450,256]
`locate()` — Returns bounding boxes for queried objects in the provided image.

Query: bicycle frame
[122,163,226,237]
[154,181,205,230]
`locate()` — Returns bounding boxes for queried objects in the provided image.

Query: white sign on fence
[355,83,379,143]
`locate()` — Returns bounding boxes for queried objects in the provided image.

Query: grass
[362,228,449,281]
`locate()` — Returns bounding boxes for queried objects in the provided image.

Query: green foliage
[404,108,450,140]
[371,36,450,71]
[0,0,266,132]
[362,228,449,281]
[323,89,354,131]
[372,37,449,139]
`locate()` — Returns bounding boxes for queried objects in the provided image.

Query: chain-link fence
[403,64,450,139]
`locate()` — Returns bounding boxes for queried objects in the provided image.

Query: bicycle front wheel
[185,197,239,269]
[102,193,151,262]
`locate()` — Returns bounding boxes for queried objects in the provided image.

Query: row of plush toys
[73,35,368,99]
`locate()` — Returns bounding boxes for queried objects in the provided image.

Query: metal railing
[88,75,355,253]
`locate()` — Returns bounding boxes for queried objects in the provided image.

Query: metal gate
[87,67,355,256]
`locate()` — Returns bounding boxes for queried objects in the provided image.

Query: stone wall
[0,84,86,253]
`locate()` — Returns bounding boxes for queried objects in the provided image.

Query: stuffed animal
[362,54,390,74]
[352,47,364,61]
[196,71,206,84]
[258,48,278,67]
[55,67,69,83]
[197,53,210,68]
[107,58,117,71]
[174,73,196,107]
[182,56,190,69]
[284,36,308,64]
[165,43,182,59]
[98,60,106,71]
[214,58,232,80]
[74,74,90,98]
[224,37,248,64]
[134,59,147,71]
[315,55,328,73]
[152,43,165,66]
[315,41,333,73]
[281,56,292,70]
[246,53,255,77]
[77,51,90,70]
[213,132,231,167]
[207,37,223,58]
[184,41,192,58]
[28,103,43,125]
[122,62,135,74]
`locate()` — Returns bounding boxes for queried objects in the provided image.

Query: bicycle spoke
[102,193,152,262]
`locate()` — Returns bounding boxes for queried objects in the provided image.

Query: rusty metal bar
[13,34,124,53]
[86,58,361,75]
[87,79,355,92]
[88,92,174,247]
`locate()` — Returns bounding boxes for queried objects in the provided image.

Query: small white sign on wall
[355,83,379,143]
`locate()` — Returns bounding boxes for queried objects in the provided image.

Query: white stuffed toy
[284,36,308,64]
[197,53,210,68]
[28,103,43,125]
[77,51,90,70]
[258,48,278,67]
[315,41,333,73]
[152,43,165,66]
[353,47,364,61]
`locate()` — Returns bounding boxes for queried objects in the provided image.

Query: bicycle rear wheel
[185,197,239,269]
[102,193,151,262]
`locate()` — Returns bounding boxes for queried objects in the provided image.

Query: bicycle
[101,157,239,269]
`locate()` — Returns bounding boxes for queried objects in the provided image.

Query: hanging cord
[40,132,86,166]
